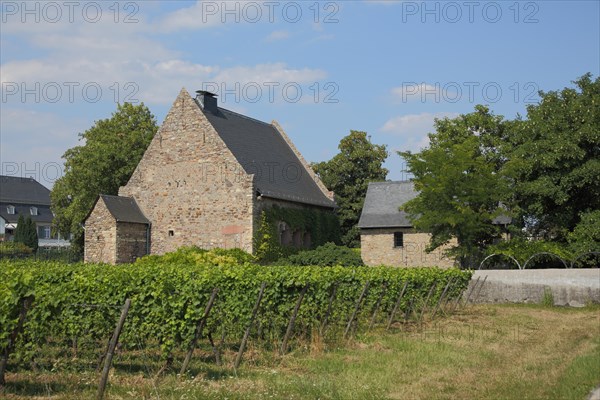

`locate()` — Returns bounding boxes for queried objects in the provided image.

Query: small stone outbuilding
[85,195,150,264]
[84,88,336,264]
[358,181,455,268]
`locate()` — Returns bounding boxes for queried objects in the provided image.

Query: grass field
[2,304,599,400]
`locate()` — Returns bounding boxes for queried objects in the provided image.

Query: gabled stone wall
[84,198,116,264]
[119,89,255,255]
[360,228,455,268]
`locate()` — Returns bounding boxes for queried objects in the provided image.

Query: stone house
[358,181,455,268]
[84,89,336,264]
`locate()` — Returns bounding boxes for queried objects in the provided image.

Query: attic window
[394,232,404,248]
[7,205,15,214]
[30,207,38,216]
[168,230,174,237]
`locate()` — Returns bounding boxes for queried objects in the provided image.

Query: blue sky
[1,0,599,188]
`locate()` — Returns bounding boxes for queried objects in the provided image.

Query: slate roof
[198,102,336,208]
[100,195,150,224]
[0,176,54,224]
[0,203,53,224]
[358,181,417,229]
[0,175,51,205]
[358,181,513,229]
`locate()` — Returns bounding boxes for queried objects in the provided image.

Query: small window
[168,230,174,237]
[30,207,38,216]
[44,226,51,239]
[7,205,15,214]
[394,232,404,248]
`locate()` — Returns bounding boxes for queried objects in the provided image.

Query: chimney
[195,90,218,113]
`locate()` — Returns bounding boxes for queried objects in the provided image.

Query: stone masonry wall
[361,228,455,268]
[119,89,255,255]
[253,196,333,249]
[115,222,148,264]
[84,198,116,264]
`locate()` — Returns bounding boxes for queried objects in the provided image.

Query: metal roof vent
[196,90,218,113]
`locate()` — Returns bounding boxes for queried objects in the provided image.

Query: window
[394,232,404,248]
[7,205,15,214]
[168,230,174,237]
[38,226,51,239]
[30,207,38,216]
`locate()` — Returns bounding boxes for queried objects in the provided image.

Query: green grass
[2,304,599,400]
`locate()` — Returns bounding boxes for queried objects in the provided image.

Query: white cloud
[266,30,290,41]
[0,108,88,187]
[381,112,458,152]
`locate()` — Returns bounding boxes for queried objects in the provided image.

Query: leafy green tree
[503,73,600,240]
[568,210,600,258]
[312,131,388,247]
[399,106,510,267]
[51,103,158,254]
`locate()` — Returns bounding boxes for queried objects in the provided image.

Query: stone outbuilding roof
[358,180,512,229]
[358,181,417,229]
[95,195,149,224]
[197,95,335,209]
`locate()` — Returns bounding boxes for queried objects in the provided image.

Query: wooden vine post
[456,276,479,309]
[368,281,388,330]
[386,281,409,330]
[179,287,219,375]
[431,278,454,319]
[96,298,131,400]
[234,282,266,370]
[418,282,437,322]
[319,283,338,336]
[344,281,370,338]
[281,283,310,355]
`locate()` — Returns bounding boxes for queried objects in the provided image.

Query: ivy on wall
[254,205,341,263]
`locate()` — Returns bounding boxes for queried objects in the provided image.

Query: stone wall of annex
[119,89,255,255]
[360,228,455,268]
[115,222,148,264]
[84,198,116,264]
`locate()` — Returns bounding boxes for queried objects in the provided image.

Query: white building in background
[0,175,70,247]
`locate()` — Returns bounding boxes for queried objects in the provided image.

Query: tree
[399,106,510,267]
[13,214,26,245]
[312,131,388,247]
[51,103,158,254]
[503,73,600,241]
[23,216,38,252]
[13,215,38,252]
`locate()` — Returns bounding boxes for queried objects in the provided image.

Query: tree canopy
[51,103,158,254]
[399,74,600,266]
[312,131,388,247]
[503,73,600,241]
[399,105,510,266]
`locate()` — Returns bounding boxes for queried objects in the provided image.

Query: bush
[0,242,33,255]
[136,246,256,267]
[280,242,364,267]
[487,238,572,268]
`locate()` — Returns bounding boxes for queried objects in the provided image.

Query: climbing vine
[254,205,341,263]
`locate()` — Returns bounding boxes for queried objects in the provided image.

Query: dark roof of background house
[358,181,418,229]
[198,103,335,208]
[0,175,51,205]
[0,203,53,224]
[100,195,150,224]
